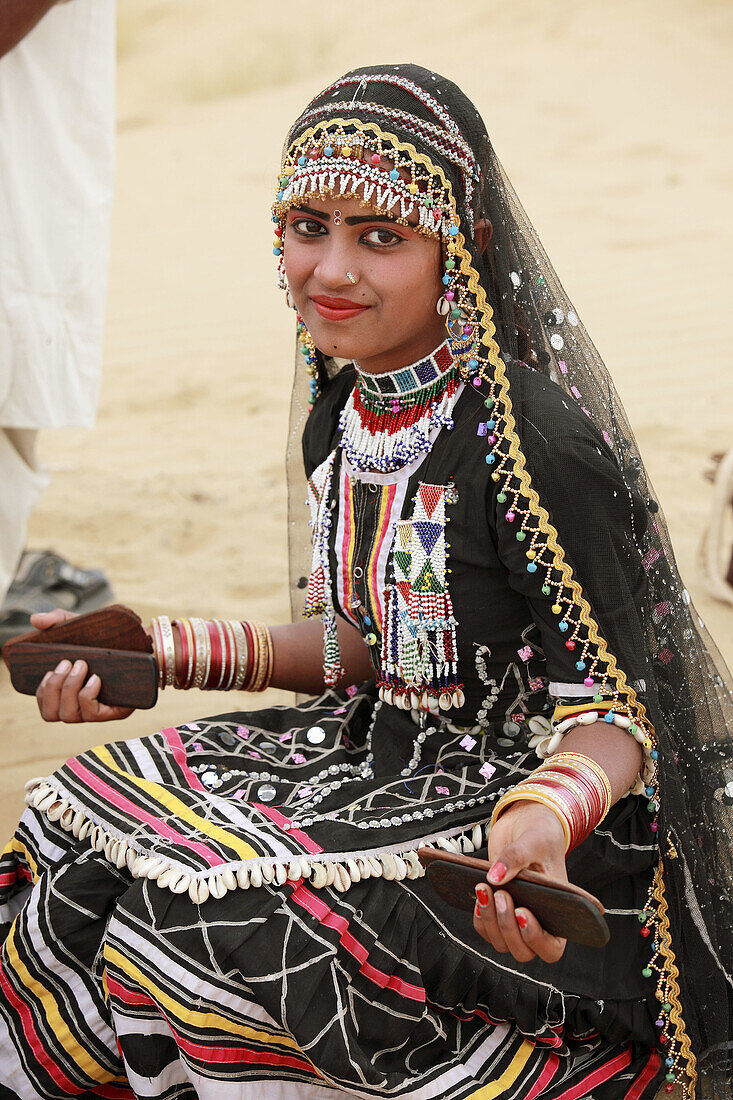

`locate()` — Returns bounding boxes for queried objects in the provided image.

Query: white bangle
[189,617,211,690]
[156,616,176,688]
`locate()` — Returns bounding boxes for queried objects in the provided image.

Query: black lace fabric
[283,64,733,1098]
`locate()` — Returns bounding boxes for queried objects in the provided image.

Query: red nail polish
[475,884,489,906]
[516,912,528,930]
[489,860,507,883]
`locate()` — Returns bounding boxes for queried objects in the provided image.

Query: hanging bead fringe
[25,779,486,904]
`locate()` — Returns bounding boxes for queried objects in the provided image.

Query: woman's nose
[314,236,357,289]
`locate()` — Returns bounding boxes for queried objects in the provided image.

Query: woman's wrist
[492,798,567,844]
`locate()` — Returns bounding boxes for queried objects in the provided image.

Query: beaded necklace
[339,340,460,474]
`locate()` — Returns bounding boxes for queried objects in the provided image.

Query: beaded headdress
[276,65,732,1100]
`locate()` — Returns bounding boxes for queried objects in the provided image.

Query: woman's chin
[310,328,377,362]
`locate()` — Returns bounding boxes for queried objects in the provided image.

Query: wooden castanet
[2,605,158,710]
[418,847,609,947]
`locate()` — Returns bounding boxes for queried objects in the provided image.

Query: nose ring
[346,271,357,284]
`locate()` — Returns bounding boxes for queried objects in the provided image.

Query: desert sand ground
[1,0,731,862]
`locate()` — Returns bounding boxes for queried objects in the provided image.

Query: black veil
[279,64,732,1099]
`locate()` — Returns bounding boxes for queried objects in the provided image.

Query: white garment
[0,428,47,596]
[0,0,116,430]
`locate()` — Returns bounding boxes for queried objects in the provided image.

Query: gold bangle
[262,624,274,690]
[250,622,272,692]
[491,787,572,852]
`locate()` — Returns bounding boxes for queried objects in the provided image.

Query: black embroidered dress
[0,350,666,1099]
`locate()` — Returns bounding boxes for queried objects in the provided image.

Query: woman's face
[282,195,447,374]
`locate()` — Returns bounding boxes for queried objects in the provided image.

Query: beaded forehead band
[272,119,453,238]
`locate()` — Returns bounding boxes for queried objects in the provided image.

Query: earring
[436,295,451,316]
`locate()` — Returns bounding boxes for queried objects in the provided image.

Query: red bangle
[544,763,605,818]
[542,762,607,818]
[531,776,590,845]
[205,621,221,690]
[174,620,187,689]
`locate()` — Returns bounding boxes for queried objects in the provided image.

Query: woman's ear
[475,218,493,254]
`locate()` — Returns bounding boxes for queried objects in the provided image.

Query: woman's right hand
[31,609,135,723]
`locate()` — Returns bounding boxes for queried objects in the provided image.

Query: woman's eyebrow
[344,213,400,225]
[290,205,330,220]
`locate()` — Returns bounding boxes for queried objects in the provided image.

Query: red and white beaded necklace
[338,340,461,473]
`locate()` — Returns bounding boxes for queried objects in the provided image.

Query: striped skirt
[0,689,665,1098]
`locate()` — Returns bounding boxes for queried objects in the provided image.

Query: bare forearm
[0,0,57,58]
[554,721,643,803]
[164,616,375,696]
[269,618,375,694]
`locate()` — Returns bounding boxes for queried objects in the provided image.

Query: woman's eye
[362,227,402,247]
[291,218,327,237]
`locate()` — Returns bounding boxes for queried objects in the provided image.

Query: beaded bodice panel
[312,377,554,728]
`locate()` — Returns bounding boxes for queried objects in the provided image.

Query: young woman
[0,65,730,1100]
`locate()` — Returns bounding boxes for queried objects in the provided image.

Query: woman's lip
[311,297,370,321]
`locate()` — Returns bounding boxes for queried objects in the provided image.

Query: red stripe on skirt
[160,728,208,791]
[555,1047,633,1099]
[250,803,323,855]
[66,758,223,866]
[524,1053,561,1100]
[106,974,316,1075]
[623,1049,662,1100]
[0,960,85,1093]
[291,883,426,1002]
[0,866,32,887]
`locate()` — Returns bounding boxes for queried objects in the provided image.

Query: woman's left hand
[472,800,568,964]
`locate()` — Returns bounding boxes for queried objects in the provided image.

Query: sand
[1,0,732,847]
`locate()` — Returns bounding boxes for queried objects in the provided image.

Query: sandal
[0,550,114,645]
